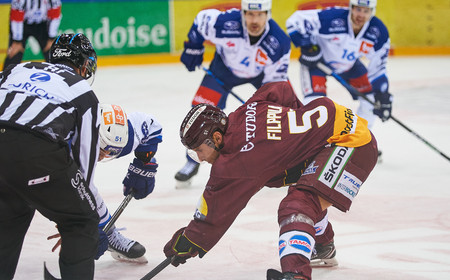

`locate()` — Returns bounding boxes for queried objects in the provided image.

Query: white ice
[12,56,450,280]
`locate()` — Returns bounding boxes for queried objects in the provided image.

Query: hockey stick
[202,67,246,104]
[104,191,133,233]
[44,192,134,280]
[317,62,450,162]
[139,256,173,280]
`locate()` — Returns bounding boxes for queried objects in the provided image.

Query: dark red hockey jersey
[183,81,372,252]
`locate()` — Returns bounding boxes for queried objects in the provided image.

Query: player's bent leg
[311,210,338,267]
[274,189,324,280]
[0,187,34,280]
[357,93,376,129]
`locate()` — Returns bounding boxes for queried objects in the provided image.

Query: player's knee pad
[349,74,372,94]
[300,68,327,98]
[192,86,222,107]
[278,189,322,227]
[278,190,322,263]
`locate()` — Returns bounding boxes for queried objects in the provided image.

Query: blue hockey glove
[122,158,158,200]
[373,91,393,122]
[299,45,324,68]
[181,41,204,72]
[95,228,108,260]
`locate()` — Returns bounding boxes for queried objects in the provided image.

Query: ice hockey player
[163,81,378,280]
[174,0,291,186]
[97,103,162,262]
[49,104,163,263]
[0,33,101,280]
[3,0,62,70]
[286,0,393,131]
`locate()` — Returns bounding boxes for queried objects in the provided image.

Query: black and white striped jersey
[10,0,62,41]
[0,61,100,189]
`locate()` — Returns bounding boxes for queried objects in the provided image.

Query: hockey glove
[299,45,324,68]
[122,157,158,200]
[373,91,393,122]
[181,41,204,72]
[163,227,207,267]
[95,228,108,260]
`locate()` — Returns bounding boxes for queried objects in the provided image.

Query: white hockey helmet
[241,0,272,12]
[99,104,128,160]
[349,0,377,15]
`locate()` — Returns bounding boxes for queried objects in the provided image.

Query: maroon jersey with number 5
[183,81,375,252]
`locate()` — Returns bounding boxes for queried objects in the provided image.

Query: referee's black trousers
[0,126,99,280]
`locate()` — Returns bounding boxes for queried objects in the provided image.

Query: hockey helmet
[99,104,128,160]
[180,104,228,150]
[349,0,377,15]
[49,33,97,80]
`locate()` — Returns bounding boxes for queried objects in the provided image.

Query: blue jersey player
[175,0,291,185]
[286,0,393,131]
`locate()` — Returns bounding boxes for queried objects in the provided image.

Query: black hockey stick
[43,192,134,280]
[202,67,246,104]
[139,256,173,280]
[104,191,134,233]
[317,62,450,162]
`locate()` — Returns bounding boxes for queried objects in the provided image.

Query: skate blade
[310,257,338,267]
[110,251,148,264]
[175,179,192,189]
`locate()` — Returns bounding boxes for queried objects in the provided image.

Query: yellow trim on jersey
[327,102,372,147]
[195,194,208,218]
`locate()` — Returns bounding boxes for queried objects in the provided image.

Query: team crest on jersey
[303,161,318,175]
[360,41,374,54]
[256,49,268,65]
[30,72,51,82]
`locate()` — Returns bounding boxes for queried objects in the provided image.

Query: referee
[0,33,103,280]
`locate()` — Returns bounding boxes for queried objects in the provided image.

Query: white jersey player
[286,0,393,129]
[175,0,291,184]
[50,104,163,263]
[96,104,162,263]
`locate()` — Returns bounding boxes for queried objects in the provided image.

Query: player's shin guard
[279,219,315,279]
[277,190,323,279]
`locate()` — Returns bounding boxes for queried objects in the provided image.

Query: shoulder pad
[214,9,243,38]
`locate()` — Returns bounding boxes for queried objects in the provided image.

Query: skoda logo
[30,72,51,82]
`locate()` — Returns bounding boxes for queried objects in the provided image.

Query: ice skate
[310,240,338,267]
[174,161,199,189]
[107,227,147,264]
[377,150,383,163]
[266,269,308,280]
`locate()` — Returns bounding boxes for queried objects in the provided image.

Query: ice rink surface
[12,56,450,280]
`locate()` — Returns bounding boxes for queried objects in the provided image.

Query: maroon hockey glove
[163,227,207,267]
